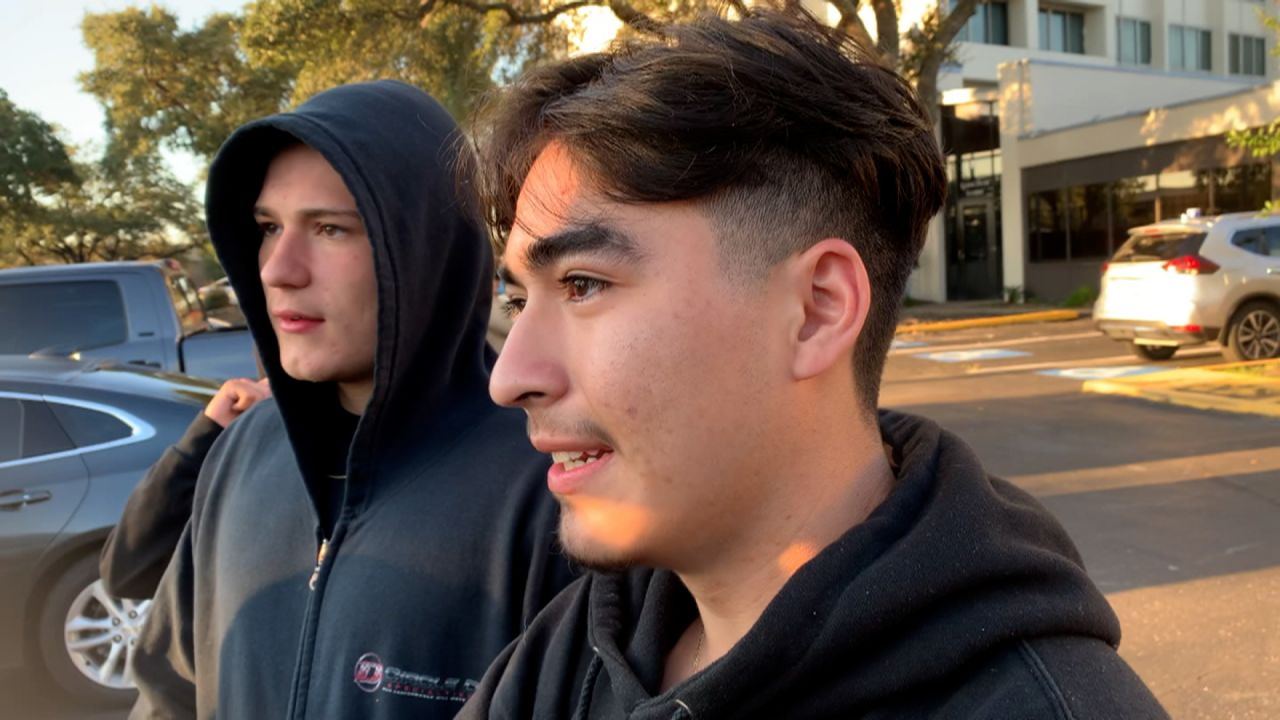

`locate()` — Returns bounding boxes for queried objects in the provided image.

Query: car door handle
[0,490,52,511]
[1267,267,1279,275]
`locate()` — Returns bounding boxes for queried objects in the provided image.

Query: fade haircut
[473,9,946,411]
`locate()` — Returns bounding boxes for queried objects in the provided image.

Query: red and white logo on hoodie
[354,653,384,693]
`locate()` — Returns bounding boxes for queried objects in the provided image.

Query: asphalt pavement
[883,317,1279,720]
[7,317,1276,719]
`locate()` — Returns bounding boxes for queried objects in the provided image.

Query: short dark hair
[473,9,946,410]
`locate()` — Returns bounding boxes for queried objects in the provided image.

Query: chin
[278,356,336,384]
[557,511,647,574]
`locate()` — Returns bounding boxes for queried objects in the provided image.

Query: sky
[0,0,249,183]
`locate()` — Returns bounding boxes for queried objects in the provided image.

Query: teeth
[552,449,609,471]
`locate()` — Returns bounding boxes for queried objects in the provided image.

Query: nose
[259,224,310,289]
[490,305,570,409]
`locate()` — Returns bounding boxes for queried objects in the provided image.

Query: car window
[166,271,207,336]
[1232,228,1269,256]
[0,399,19,462]
[47,402,132,447]
[0,398,76,462]
[1111,232,1207,262]
[1264,227,1280,258]
[21,400,76,457]
[0,281,128,355]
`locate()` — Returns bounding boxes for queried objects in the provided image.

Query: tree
[1225,11,1280,212]
[79,1,566,167]
[0,90,202,266]
[0,89,79,219]
[2,152,203,266]
[80,7,292,162]
[415,0,980,123]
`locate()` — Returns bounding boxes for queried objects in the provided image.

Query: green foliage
[1,150,202,266]
[1003,285,1023,304]
[1060,285,1096,309]
[0,90,80,214]
[242,0,564,122]
[79,1,568,168]
[80,7,292,162]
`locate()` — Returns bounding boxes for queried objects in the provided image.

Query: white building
[881,1,1280,302]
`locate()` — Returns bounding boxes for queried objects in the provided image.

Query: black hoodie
[460,411,1167,720]
[130,81,575,719]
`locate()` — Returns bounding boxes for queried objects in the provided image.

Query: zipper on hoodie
[308,538,330,591]
[285,525,346,720]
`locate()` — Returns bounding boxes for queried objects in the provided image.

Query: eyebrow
[498,222,645,287]
[252,206,363,222]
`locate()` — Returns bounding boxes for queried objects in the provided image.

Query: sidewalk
[897,300,1085,335]
[1083,359,1280,418]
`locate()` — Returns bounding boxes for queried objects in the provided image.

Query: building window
[1230,34,1266,76]
[1039,7,1085,54]
[1118,17,1152,65]
[957,1,1009,46]
[1170,25,1212,72]
[1028,163,1274,264]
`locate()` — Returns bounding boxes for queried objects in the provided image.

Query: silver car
[1094,211,1280,362]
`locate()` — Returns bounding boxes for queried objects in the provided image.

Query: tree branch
[869,0,898,65]
[420,0,662,35]
[937,0,979,47]
[829,0,879,63]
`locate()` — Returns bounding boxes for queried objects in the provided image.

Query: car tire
[36,552,145,707]
[1131,343,1177,361]
[1224,301,1280,362]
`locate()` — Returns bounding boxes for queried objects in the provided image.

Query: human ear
[788,238,870,380]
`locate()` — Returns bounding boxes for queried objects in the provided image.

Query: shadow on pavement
[1038,469,1280,594]
[887,392,1280,478]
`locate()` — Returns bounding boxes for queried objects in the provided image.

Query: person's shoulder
[198,397,288,491]
[926,636,1168,720]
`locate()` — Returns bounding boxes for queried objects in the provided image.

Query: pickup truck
[0,260,257,381]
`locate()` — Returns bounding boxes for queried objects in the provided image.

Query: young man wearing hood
[128,81,574,719]
[459,11,1167,719]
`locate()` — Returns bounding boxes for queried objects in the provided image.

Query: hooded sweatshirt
[460,411,1168,720]
[129,81,575,719]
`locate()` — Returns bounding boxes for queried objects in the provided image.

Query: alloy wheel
[1237,309,1280,360]
[63,579,151,689]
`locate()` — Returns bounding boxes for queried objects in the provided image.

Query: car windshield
[1111,231,1207,263]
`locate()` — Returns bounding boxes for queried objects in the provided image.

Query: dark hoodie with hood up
[129,81,575,719]
[459,411,1167,720]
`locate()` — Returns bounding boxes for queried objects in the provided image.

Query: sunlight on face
[492,143,793,572]
[255,145,377,392]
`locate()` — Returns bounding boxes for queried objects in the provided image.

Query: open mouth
[551,449,612,471]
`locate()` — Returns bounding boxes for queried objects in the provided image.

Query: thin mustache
[526,417,618,450]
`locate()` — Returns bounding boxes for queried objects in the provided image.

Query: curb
[1082,359,1280,418]
[896,309,1083,335]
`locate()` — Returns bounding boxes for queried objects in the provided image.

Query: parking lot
[883,317,1279,719]
[5,316,1277,719]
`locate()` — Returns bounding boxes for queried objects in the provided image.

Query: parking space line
[956,347,1222,377]
[889,331,1102,357]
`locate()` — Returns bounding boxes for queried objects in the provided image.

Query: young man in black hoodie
[460,11,1167,719]
[128,81,574,718]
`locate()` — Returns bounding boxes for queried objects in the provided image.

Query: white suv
[1094,211,1280,362]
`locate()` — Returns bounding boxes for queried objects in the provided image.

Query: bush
[1061,285,1097,308]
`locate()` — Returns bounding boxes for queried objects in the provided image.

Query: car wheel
[1224,301,1280,362]
[37,553,149,706]
[1131,343,1177,361]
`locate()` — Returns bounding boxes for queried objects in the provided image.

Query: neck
[662,390,892,688]
[337,377,373,415]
